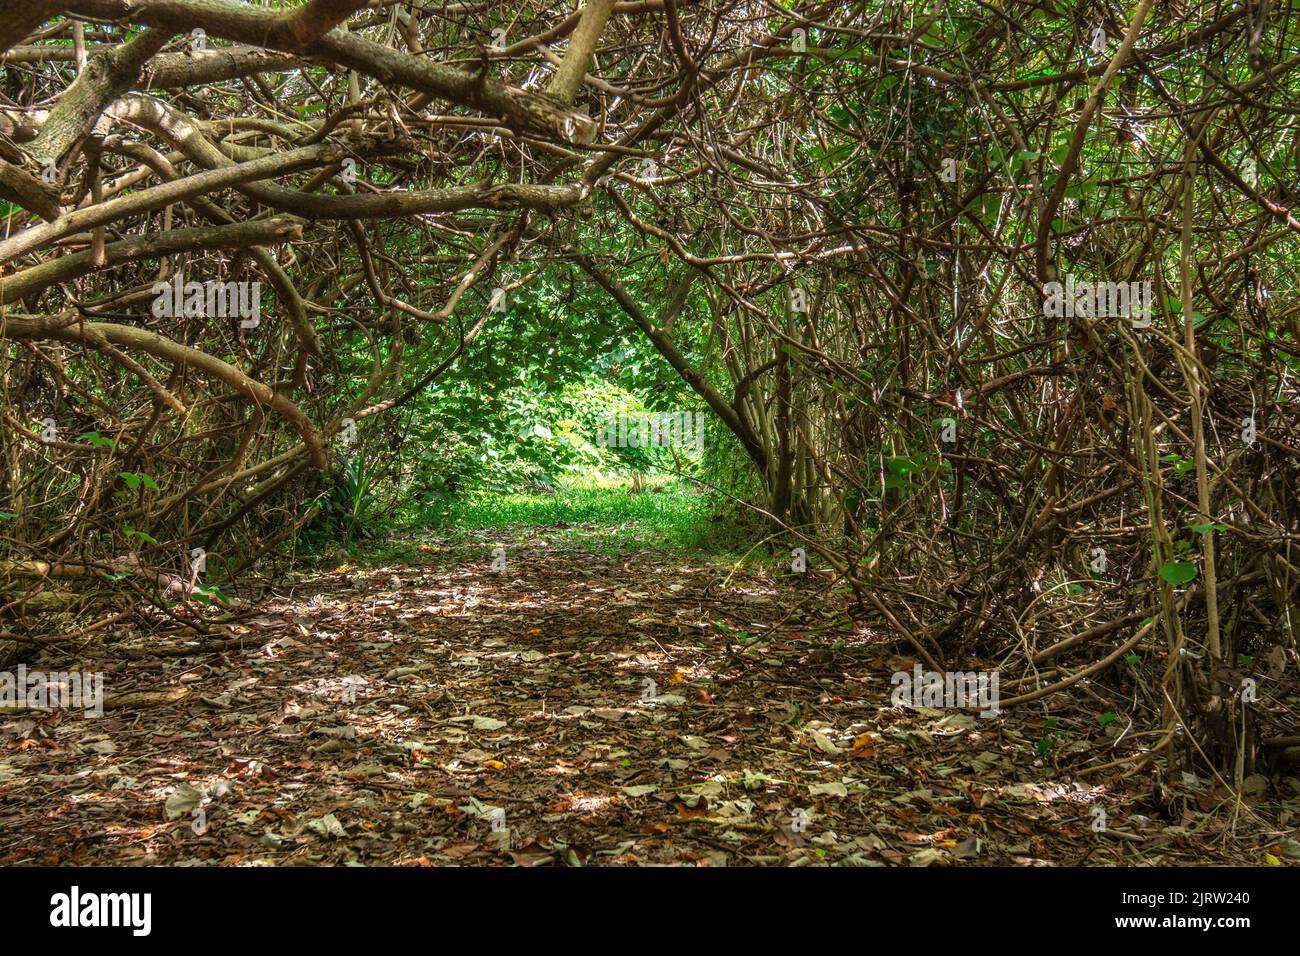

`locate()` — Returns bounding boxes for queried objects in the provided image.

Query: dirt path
[0,531,1285,865]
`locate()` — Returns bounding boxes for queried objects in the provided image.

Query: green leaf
[191,584,228,606]
[79,431,117,450]
[123,525,158,546]
[120,470,160,492]
[1097,712,1118,727]
[1158,561,1197,586]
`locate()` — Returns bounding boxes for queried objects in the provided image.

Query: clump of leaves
[316,454,379,542]
[1036,716,1069,757]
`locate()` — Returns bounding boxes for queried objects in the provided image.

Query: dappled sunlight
[2,520,1288,867]
[1,0,1296,885]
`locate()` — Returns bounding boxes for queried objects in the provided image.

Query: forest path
[0,529,1246,865]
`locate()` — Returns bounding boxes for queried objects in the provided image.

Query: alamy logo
[1043,274,1153,326]
[152,273,261,328]
[596,410,705,456]
[50,886,151,936]
[0,665,104,717]
[890,664,1000,717]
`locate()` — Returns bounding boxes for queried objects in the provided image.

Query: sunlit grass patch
[420,481,725,551]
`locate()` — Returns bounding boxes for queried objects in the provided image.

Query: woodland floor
[2,526,1295,866]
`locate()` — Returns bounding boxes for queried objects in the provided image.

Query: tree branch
[576,253,767,470]
[0,217,302,303]
[0,313,327,466]
[108,94,589,219]
[546,0,617,105]
[26,28,171,167]
[64,0,599,142]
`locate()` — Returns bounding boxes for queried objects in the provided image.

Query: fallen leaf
[163,784,203,820]
[306,813,348,838]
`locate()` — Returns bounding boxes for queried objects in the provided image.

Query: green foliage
[189,583,227,606]
[123,526,158,546]
[80,431,117,451]
[314,454,379,542]
[1160,453,1196,478]
[118,471,160,492]
[1158,561,1197,587]
[402,373,701,501]
[1036,717,1069,757]
[424,483,719,551]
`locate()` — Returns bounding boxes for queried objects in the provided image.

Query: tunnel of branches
[1,1,1297,778]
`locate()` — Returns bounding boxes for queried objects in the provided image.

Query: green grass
[418,480,729,552]
[300,474,760,568]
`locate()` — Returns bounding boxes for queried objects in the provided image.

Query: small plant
[80,431,117,451]
[1036,716,1069,757]
[118,471,160,492]
[123,526,158,546]
[189,583,228,606]
[317,453,379,542]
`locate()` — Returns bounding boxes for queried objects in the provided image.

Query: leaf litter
[0,530,1294,866]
